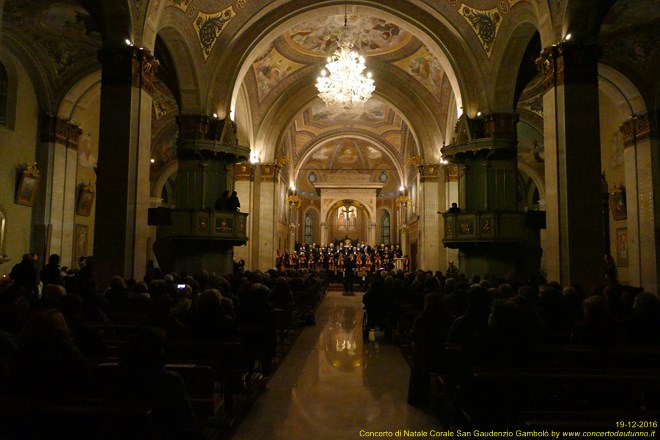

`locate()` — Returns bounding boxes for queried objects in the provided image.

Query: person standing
[227,191,240,212]
[9,254,39,303]
[344,254,355,294]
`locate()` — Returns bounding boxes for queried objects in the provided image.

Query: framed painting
[616,228,628,267]
[76,183,95,217]
[15,164,40,207]
[609,186,627,221]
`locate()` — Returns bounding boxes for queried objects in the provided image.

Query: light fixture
[565,33,572,41]
[315,4,374,112]
[125,38,133,46]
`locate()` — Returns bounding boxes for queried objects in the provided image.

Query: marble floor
[231,290,441,440]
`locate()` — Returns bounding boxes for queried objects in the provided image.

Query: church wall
[0,53,38,271]
[599,90,628,284]
[72,92,101,267]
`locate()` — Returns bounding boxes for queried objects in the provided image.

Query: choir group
[275,242,410,280]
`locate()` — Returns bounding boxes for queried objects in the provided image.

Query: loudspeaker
[525,210,546,229]
[148,207,172,225]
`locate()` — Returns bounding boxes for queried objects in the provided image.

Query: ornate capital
[620,112,660,148]
[418,164,439,182]
[99,47,159,94]
[444,163,459,182]
[536,43,599,92]
[40,114,83,149]
[259,163,280,182]
[234,162,253,181]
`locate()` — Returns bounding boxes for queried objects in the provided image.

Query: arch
[156,26,203,113]
[598,64,648,119]
[221,3,475,120]
[58,72,102,121]
[152,160,179,199]
[252,70,443,165]
[0,54,17,130]
[518,162,546,206]
[294,132,406,186]
[492,19,540,112]
[322,199,373,227]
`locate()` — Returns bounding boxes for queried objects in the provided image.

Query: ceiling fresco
[307,98,390,126]
[251,45,306,102]
[4,0,100,77]
[392,45,447,101]
[295,138,401,194]
[285,15,411,57]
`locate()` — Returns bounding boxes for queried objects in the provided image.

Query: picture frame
[76,183,95,217]
[73,224,88,261]
[609,186,627,221]
[616,228,629,267]
[15,164,40,207]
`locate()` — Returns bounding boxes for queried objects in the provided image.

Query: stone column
[621,112,660,293]
[257,163,279,270]
[93,47,156,284]
[286,191,301,252]
[418,164,441,271]
[233,162,253,266]
[34,116,82,267]
[369,222,377,245]
[537,42,603,289]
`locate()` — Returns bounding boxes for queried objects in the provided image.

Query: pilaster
[417,164,440,270]
[537,42,603,289]
[94,47,157,284]
[621,112,660,293]
[257,163,280,270]
[34,115,82,267]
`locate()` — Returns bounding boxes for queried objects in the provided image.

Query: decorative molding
[444,163,459,182]
[98,47,159,94]
[459,5,503,57]
[536,43,599,92]
[193,7,236,60]
[259,163,280,182]
[620,112,659,148]
[234,162,253,181]
[418,164,439,182]
[40,115,83,149]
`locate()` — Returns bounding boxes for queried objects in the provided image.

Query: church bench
[452,366,660,429]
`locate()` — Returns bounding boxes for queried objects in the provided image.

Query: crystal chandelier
[316,13,375,112]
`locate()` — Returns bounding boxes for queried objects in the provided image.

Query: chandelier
[316,13,375,112]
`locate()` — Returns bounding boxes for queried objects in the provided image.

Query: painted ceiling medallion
[459,5,502,57]
[194,7,236,60]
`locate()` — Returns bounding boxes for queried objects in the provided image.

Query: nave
[231,289,439,440]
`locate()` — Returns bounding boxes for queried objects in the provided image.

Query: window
[304,213,313,244]
[0,62,7,126]
[381,211,390,245]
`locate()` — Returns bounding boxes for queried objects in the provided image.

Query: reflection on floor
[231,290,440,440]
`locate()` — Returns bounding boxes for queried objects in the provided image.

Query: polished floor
[231,290,441,440]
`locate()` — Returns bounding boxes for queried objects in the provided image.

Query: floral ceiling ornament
[194,7,236,60]
[459,5,503,57]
